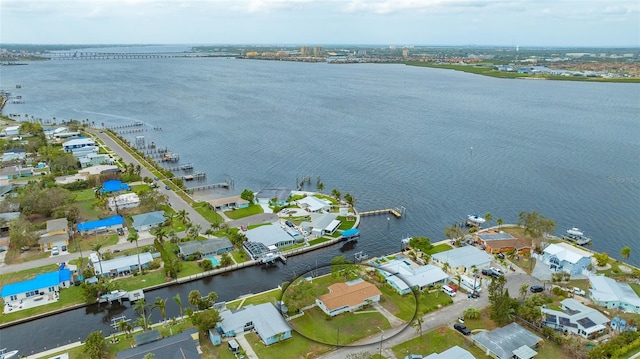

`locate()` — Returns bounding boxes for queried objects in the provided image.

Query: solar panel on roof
[577,317,597,328]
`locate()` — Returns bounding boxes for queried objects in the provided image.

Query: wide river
[0,48,639,354]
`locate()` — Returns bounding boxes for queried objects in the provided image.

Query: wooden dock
[190,182,230,191]
[359,206,405,218]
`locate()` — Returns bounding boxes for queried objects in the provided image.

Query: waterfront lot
[247,330,333,359]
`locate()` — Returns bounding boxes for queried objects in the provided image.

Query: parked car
[497,252,505,259]
[573,287,586,296]
[404,355,422,359]
[481,268,492,276]
[285,220,295,228]
[468,291,480,298]
[165,185,171,190]
[51,246,59,256]
[530,285,544,293]
[454,323,471,335]
[117,228,125,236]
[442,285,456,297]
[489,267,504,277]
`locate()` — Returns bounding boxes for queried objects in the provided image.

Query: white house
[62,138,97,158]
[296,195,331,213]
[2,148,26,162]
[108,193,140,211]
[589,275,640,314]
[91,252,154,277]
[541,243,593,275]
[300,213,341,237]
[216,303,292,346]
[431,246,493,274]
[541,298,609,338]
[243,224,295,259]
[79,153,109,168]
[2,125,20,137]
[316,278,381,316]
[376,259,449,295]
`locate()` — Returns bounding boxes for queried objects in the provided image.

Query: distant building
[131,211,165,232]
[300,213,341,237]
[541,298,609,339]
[432,246,493,274]
[77,215,124,234]
[215,303,292,346]
[589,275,640,314]
[62,138,97,158]
[79,153,109,168]
[243,225,295,259]
[316,278,381,317]
[296,195,331,213]
[300,46,311,56]
[2,148,26,162]
[0,165,34,180]
[476,231,532,255]
[2,125,20,137]
[207,195,250,211]
[255,187,291,206]
[101,179,131,193]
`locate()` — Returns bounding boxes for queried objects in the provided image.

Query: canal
[1,216,405,355]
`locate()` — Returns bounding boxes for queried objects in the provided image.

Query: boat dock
[190,182,230,191]
[183,172,206,181]
[359,206,405,218]
[260,253,287,265]
[97,289,145,304]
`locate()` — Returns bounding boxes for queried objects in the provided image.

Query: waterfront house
[432,246,493,274]
[101,179,131,193]
[62,138,97,158]
[207,195,250,211]
[131,211,165,232]
[178,237,234,259]
[375,258,449,295]
[77,215,125,234]
[90,252,154,277]
[589,275,640,314]
[38,218,69,251]
[472,322,542,359]
[216,303,292,345]
[296,195,331,213]
[541,298,609,339]
[424,346,476,359]
[300,213,341,237]
[255,187,292,206]
[316,278,382,317]
[80,164,120,176]
[117,328,199,359]
[541,243,592,275]
[108,193,140,211]
[2,125,20,137]
[2,148,26,162]
[243,224,295,259]
[79,153,109,168]
[1,268,72,307]
[476,231,532,255]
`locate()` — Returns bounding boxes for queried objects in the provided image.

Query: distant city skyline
[1,0,639,47]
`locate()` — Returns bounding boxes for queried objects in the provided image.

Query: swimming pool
[207,256,220,266]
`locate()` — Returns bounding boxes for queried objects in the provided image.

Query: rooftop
[472,322,541,359]
[245,224,294,248]
[218,303,291,342]
[178,237,233,256]
[318,279,381,311]
[589,275,640,307]
[131,211,165,229]
[77,215,124,232]
[1,270,71,297]
[432,246,492,269]
[543,243,593,264]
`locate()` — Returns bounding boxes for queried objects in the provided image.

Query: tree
[151,225,169,244]
[316,181,324,192]
[594,252,609,267]
[488,275,514,324]
[154,297,167,324]
[331,189,341,200]
[176,209,189,225]
[518,211,556,238]
[444,224,463,244]
[454,274,462,288]
[188,290,202,309]
[84,331,107,359]
[344,193,355,207]
[412,311,424,338]
[283,278,317,314]
[240,189,255,203]
[220,253,233,267]
[520,283,529,300]
[463,307,481,319]
[497,218,503,229]
[484,212,493,227]
[92,243,105,277]
[140,190,168,211]
[127,230,142,274]
[134,298,152,331]
[8,217,39,249]
[442,262,450,273]
[191,308,221,333]
[174,293,184,319]
[331,255,360,280]
[621,246,631,260]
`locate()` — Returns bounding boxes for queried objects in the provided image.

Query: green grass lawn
[223,204,264,220]
[226,288,282,309]
[377,283,417,322]
[246,331,333,359]
[73,188,98,201]
[130,184,151,194]
[308,237,333,246]
[0,263,61,289]
[425,244,453,255]
[418,291,453,313]
[231,249,249,263]
[247,222,271,230]
[289,306,391,346]
[114,269,168,291]
[630,282,640,296]
[392,327,487,358]
[75,199,102,221]
[193,202,224,224]
[337,216,356,230]
[70,233,119,253]
[0,286,86,325]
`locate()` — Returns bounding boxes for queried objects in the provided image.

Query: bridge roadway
[44,52,237,60]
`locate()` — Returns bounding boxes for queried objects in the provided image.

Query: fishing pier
[358,206,406,218]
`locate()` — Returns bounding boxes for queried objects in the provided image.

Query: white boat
[466,214,486,227]
[563,227,592,245]
[0,349,19,359]
[97,290,129,304]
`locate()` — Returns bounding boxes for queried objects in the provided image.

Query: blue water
[207,256,220,266]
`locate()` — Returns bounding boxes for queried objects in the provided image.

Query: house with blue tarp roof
[101,179,131,193]
[1,269,71,306]
[78,215,124,234]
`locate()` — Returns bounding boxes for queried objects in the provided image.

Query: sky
[1,0,639,47]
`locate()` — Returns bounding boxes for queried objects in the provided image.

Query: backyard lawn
[246,331,332,359]
[223,204,264,220]
[71,233,119,253]
[377,283,417,322]
[392,327,487,358]
[193,201,225,224]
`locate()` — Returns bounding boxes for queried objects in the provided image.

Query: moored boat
[563,227,592,245]
[466,214,486,227]
[0,348,19,359]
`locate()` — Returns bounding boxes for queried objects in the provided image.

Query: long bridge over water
[44,52,240,61]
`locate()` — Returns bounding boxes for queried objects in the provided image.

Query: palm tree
[117,319,129,333]
[189,223,201,239]
[464,307,481,319]
[127,230,142,274]
[520,283,529,300]
[484,213,493,228]
[331,189,341,200]
[442,262,450,274]
[433,283,443,298]
[92,243,105,276]
[471,265,479,292]
[219,222,229,235]
[134,299,151,331]
[151,226,168,244]
[412,311,425,338]
[188,290,202,309]
[164,212,176,227]
[174,293,184,319]
[455,274,462,289]
[135,164,142,176]
[497,218,503,229]
[153,297,167,325]
[316,182,324,192]
[176,209,189,225]
[621,246,631,260]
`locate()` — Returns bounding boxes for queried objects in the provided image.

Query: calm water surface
[1,53,639,353]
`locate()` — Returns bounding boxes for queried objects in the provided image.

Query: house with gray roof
[255,187,292,206]
[472,322,542,359]
[216,302,292,346]
[38,218,69,251]
[2,148,26,162]
[300,213,341,236]
[375,258,449,295]
[589,275,640,314]
[541,298,609,338]
[91,252,154,277]
[131,211,165,232]
[424,346,476,359]
[117,328,199,359]
[296,195,331,213]
[432,246,493,274]
[541,242,592,275]
[177,237,234,259]
[243,224,295,259]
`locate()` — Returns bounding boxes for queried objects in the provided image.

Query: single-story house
[476,231,532,255]
[108,193,140,211]
[79,153,109,168]
[62,138,97,158]
[300,213,341,236]
[541,242,592,275]
[424,346,476,359]
[432,246,493,274]
[541,298,609,339]
[316,278,382,317]
[0,165,34,180]
[296,195,331,213]
[178,237,234,259]
[117,328,199,359]
[243,225,295,259]
[0,184,14,200]
[79,164,120,176]
[102,179,131,193]
[2,125,20,137]
[215,302,292,345]
[55,173,89,185]
[131,211,165,232]
[207,195,250,211]
[1,269,72,304]
[472,322,542,359]
[255,187,292,206]
[77,215,125,234]
[38,218,69,251]
[90,252,154,277]
[376,259,449,295]
[589,275,640,314]
[2,148,26,162]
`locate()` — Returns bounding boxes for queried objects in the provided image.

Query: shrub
[199,259,213,271]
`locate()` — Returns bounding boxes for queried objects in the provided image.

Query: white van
[442,285,456,297]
